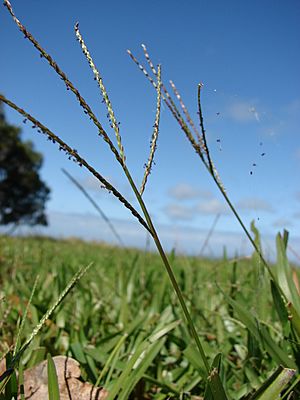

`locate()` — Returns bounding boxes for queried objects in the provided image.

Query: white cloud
[227,101,261,123]
[236,197,274,213]
[197,199,228,215]
[168,183,212,201]
[164,203,195,220]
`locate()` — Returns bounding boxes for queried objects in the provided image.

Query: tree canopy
[0,100,50,227]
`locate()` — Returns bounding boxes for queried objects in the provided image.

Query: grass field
[0,233,299,399]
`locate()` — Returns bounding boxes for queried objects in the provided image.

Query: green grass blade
[106,320,179,399]
[47,353,60,400]
[204,353,228,400]
[270,279,290,335]
[222,292,296,368]
[18,363,25,400]
[257,368,295,400]
[118,340,165,399]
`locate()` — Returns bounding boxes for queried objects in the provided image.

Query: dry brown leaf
[18,355,108,400]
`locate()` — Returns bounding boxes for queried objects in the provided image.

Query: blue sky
[1,1,300,261]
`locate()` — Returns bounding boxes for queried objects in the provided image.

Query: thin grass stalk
[61,168,124,246]
[13,275,39,356]
[11,262,93,367]
[140,65,162,196]
[75,23,125,163]
[121,170,211,376]
[0,94,150,233]
[197,83,226,192]
[95,333,128,387]
[3,0,124,167]
[196,85,278,284]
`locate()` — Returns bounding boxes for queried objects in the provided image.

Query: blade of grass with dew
[47,353,60,400]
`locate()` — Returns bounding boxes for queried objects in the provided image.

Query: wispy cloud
[164,203,195,220]
[168,183,212,201]
[79,175,117,194]
[227,100,261,123]
[236,197,274,213]
[197,199,228,215]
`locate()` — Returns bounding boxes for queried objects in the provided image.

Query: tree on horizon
[0,100,50,228]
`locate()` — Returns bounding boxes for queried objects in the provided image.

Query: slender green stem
[123,164,211,376]
[197,84,282,295]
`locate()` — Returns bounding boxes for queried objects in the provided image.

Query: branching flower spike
[169,79,203,147]
[140,65,162,196]
[75,23,126,164]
